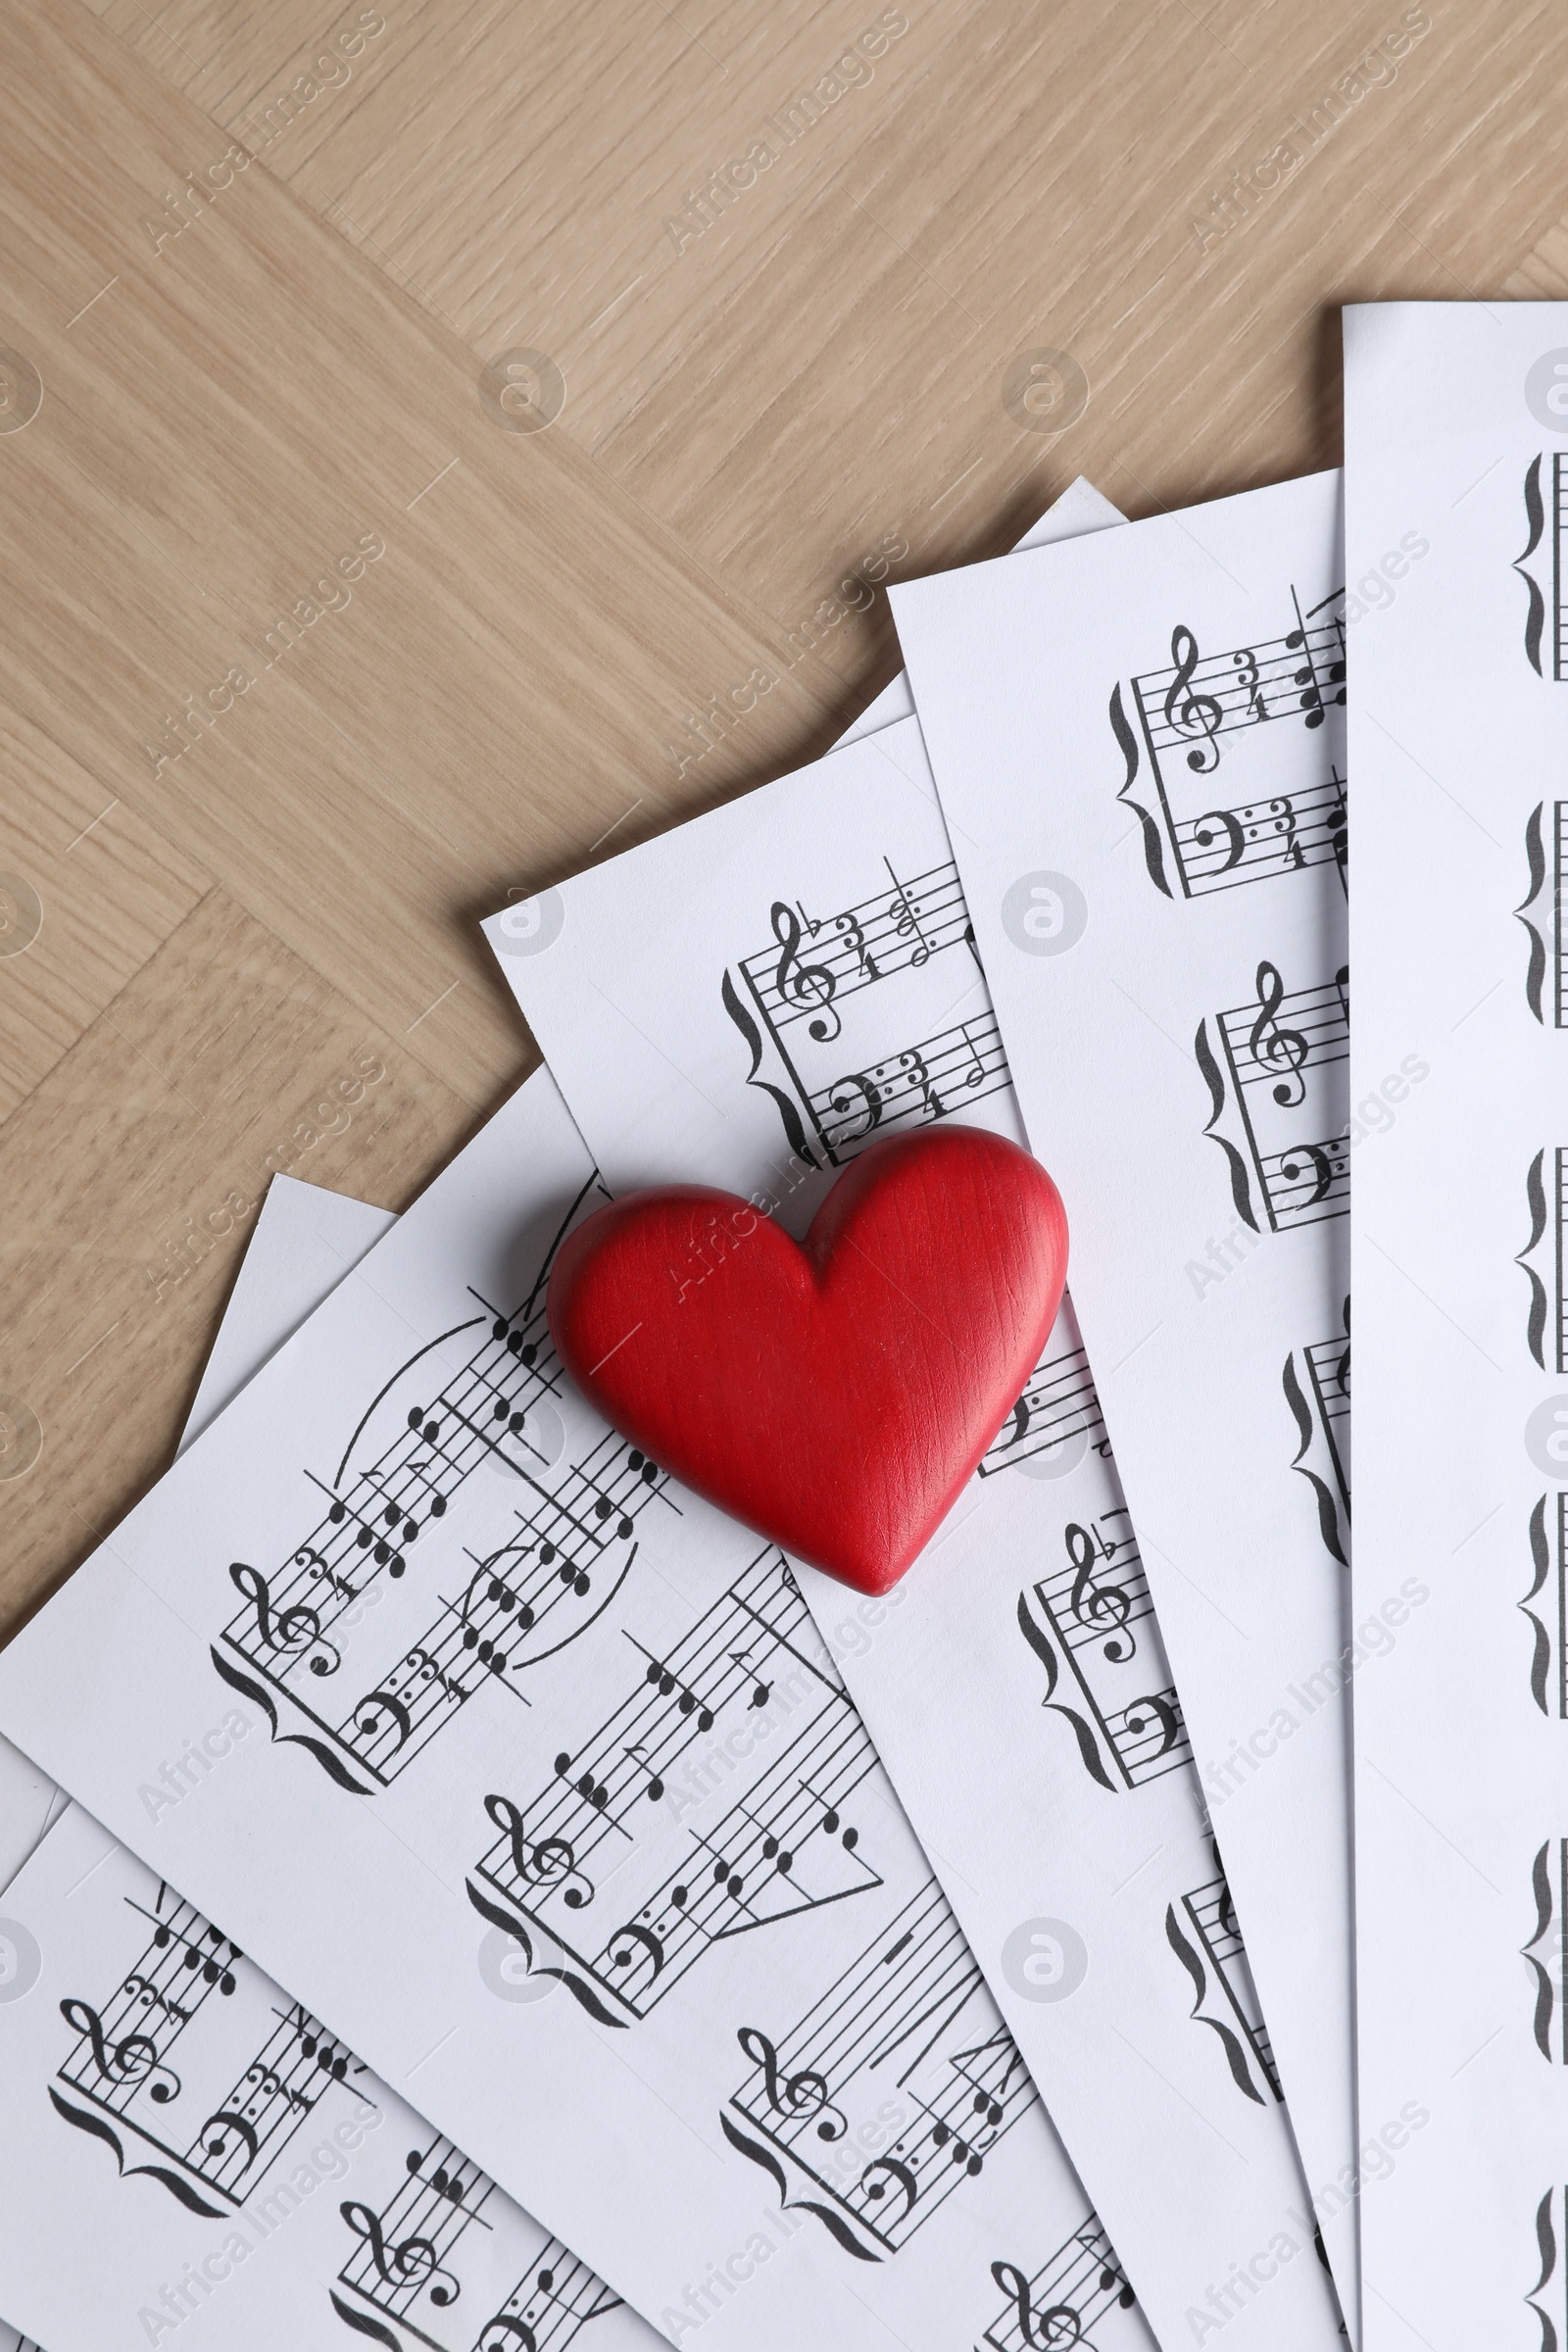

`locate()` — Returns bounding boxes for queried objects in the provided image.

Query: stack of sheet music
[0,301,1542,2352]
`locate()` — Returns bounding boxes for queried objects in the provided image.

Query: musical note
[723,857,1013,1170]
[219,1292,665,1794]
[407,2141,473,2203]
[467,2247,625,2352]
[470,1551,884,2024]
[122,1974,192,2024]
[731,1651,771,1709]
[624,1740,665,1801]
[1015,1512,1190,1793]
[1166,1873,1281,2104]
[1120,590,1348,899]
[722,1880,1037,2259]
[813,1014,1010,1156]
[211,1187,623,1788]
[981,1332,1105,1480]
[1202,959,1349,1233]
[882,857,935,965]
[148,1907,240,1993]
[1327,768,1348,879]
[982,2222,1138,2352]
[1285,587,1347,730]
[294,2013,352,2081]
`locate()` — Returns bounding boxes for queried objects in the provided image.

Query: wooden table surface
[0,0,1562,1637]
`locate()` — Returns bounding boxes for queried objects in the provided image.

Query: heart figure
[547,1126,1068,1593]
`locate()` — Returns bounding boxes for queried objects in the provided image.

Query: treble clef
[1065,1525,1135,1664]
[227,1563,340,1678]
[60,1996,180,2104]
[1247,961,1309,1107]
[991,2258,1084,2347]
[339,2200,459,2307]
[770,903,841,1042]
[1162,625,1222,773]
[737,2026,847,2140]
[484,1793,594,1910]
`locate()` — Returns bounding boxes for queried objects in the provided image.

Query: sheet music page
[0,1734,64,1891]
[0,1177,396,2119]
[832,476,1123,748]
[0,1803,660,2352]
[183,1177,396,1448]
[0,1068,1144,2352]
[879,473,1360,2319]
[0,1179,655,2352]
[1343,300,1568,2346]
[484,714,1345,2349]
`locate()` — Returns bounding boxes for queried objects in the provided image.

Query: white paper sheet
[183,1177,397,1448]
[883,474,1360,2327]
[834,477,1125,750]
[1344,300,1568,2347]
[0,1178,653,2352]
[0,1069,1149,2352]
[0,1735,66,1893]
[486,690,1346,2348]
[0,1803,659,2352]
[0,1179,403,1950]
[0,1182,400,1923]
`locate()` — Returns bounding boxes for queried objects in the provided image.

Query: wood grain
[3,0,1567,1631]
[0,887,466,1634]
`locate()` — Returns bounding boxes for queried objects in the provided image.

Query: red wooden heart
[547,1127,1068,1594]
